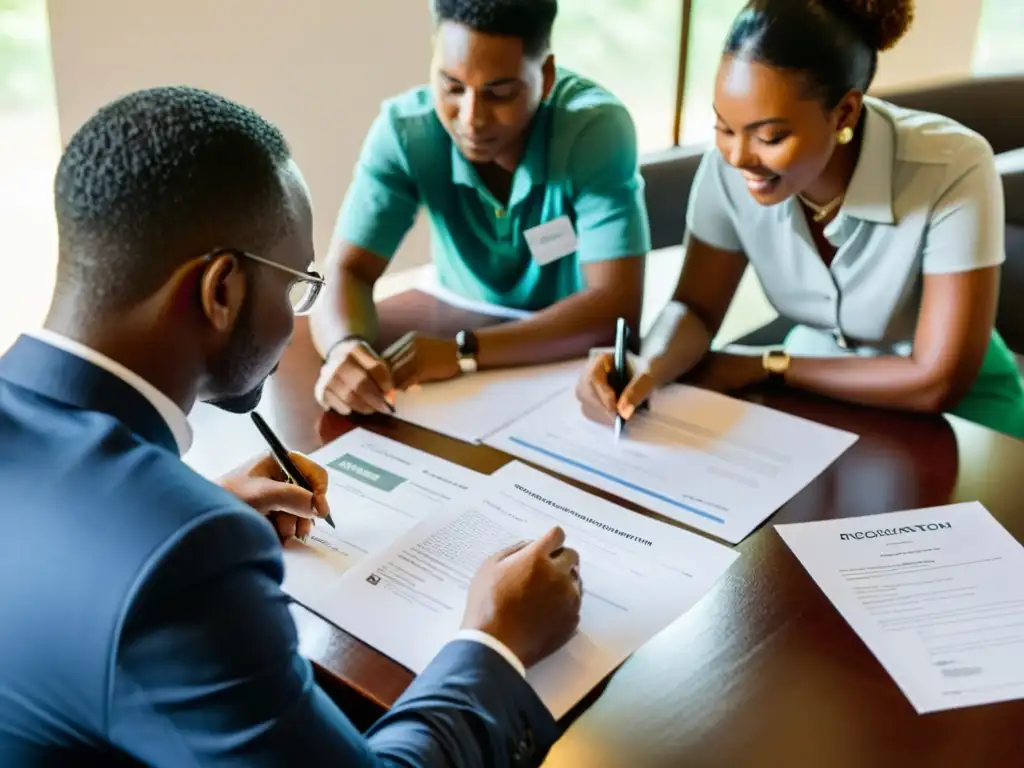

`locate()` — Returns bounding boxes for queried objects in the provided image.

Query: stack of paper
[390,359,583,444]
[415,266,533,321]
[486,383,858,544]
[302,460,739,718]
[283,358,1024,718]
[282,373,866,716]
[282,430,482,611]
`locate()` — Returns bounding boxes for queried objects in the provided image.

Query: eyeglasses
[206,247,325,315]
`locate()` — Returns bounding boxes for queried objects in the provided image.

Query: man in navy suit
[0,85,582,766]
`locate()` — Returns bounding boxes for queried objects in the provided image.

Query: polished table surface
[193,290,1024,767]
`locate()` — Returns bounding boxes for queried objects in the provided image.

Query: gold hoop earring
[837,126,854,145]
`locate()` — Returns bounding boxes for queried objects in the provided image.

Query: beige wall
[46,0,434,271]
[874,0,984,91]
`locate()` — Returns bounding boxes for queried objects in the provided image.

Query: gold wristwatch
[762,348,791,380]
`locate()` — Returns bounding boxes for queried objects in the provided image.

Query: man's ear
[198,252,247,333]
[541,54,556,101]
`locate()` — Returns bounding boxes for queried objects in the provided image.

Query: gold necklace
[798,193,843,223]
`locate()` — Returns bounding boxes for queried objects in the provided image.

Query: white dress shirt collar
[26,329,194,456]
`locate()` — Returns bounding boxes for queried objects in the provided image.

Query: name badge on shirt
[524,216,578,266]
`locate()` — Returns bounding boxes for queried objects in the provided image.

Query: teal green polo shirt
[334,69,651,311]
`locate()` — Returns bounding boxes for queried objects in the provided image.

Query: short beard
[203,291,273,414]
[206,381,265,414]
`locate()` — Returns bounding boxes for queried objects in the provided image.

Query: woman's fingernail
[620,404,635,420]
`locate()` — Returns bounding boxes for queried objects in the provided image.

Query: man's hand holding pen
[220,451,332,543]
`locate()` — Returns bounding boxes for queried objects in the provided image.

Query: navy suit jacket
[0,336,557,766]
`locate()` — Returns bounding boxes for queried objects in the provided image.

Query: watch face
[457,330,478,357]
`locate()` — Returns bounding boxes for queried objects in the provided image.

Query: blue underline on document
[506,437,726,525]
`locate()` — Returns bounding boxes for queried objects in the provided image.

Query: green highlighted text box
[327,454,406,492]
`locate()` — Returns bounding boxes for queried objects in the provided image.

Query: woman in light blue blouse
[578,0,1024,438]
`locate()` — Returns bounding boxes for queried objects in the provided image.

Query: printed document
[777,503,1024,713]
[486,384,857,544]
[282,429,482,614]
[392,360,583,444]
[320,461,739,718]
[415,265,533,320]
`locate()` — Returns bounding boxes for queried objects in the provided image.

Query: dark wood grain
[194,290,1024,767]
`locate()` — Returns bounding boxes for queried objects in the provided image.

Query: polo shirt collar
[450,141,477,188]
[838,98,896,225]
[449,105,551,210]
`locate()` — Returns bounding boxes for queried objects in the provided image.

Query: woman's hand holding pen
[220,452,331,543]
[577,302,716,426]
[576,352,670,426]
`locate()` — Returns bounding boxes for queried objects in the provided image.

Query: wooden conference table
[208,290,1024,767]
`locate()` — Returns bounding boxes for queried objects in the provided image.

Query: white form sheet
[319,461,739,718]
[282,429,482,617]
[391,360,583,444]
[777,503,1024,713]
[415,265,534,320]
[486,384,858,544]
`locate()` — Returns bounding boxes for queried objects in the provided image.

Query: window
[973,0,1024,75]
[0,0,59,352]
[555,0,746,151]
[680,0,745,145]
[554,0,683,153]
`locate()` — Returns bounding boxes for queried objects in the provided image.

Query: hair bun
[821,0,915,51]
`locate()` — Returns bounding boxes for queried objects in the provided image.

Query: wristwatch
[455,330,479,374]
[762,348,791,380]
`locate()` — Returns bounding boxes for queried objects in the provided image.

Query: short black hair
[54,85,292,311]
[724,0,915,108]
[432,0,558,58]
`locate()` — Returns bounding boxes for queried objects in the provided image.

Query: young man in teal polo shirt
[311,0,651,416]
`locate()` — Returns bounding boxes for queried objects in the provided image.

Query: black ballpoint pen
[611,317,630,441]
[250,411,335,528]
